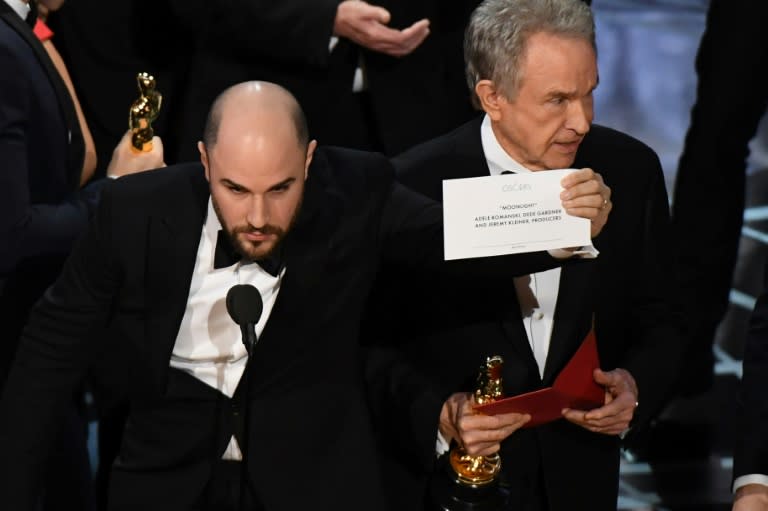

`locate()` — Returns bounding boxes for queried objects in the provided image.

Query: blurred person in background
[1,1,164,508]
[175,0,483,161]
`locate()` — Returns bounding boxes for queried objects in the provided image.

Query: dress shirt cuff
[329,35,339,53]
[548,244,599,260]
[436,430,450,457]
[734,474,768,493]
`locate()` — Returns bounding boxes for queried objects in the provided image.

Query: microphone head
[226,284,264,326]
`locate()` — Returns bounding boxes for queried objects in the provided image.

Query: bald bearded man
[0,81,610,511]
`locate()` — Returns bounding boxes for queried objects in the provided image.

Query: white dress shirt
[3,0,30,20]
[170,199,284,460]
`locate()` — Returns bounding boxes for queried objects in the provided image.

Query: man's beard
[212,194,302,261]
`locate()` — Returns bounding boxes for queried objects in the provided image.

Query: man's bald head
[201,81,309,151]
[198,82,317,263]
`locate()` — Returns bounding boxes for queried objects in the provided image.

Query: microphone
[226,284,264,355]
[225,284,263,509]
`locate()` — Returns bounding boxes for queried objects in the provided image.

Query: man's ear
[475,80,506,122]
[304,140,318,180]
[198,141,210,181]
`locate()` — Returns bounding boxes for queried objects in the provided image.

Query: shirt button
[533,311,544,320]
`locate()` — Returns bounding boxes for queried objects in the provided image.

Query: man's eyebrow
[545,80,599,99]
[267,177,296,192]
[221,178,250,192]
[219,176,297,193]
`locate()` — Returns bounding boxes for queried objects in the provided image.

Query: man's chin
[544,156,577,170]
[243,247,275,261]
[237,239,277,261]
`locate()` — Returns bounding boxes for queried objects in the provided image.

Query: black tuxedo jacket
[364,117,685,510]
[0,146,560,510]
[0,3,108,382]
[176,0,480,160]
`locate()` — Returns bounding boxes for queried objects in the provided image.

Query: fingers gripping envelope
[474,331,604,427]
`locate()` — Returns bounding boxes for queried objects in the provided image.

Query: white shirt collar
[204,197,237,272]
[480,114,532,175]
[3,0,30,20]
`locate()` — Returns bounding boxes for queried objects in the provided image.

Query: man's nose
[246,196,269,229]
[567,98,592,135]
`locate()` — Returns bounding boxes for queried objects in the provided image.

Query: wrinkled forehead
[207,138,306,190]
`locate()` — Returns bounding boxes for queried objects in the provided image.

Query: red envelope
[474,330,605,427]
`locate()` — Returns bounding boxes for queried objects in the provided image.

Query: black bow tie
[501,170,514,175]
[213,229,283,277]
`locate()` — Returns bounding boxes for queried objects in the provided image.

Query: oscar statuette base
[429,454,510,511]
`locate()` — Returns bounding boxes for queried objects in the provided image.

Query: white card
[442,169,591,260]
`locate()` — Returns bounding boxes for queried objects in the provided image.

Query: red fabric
[33,20,54,42]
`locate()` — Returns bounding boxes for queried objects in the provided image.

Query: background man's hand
[333,0,430,57]
[562,368,637,435]
[440,392,530,456]
[560,168,612,238]
[733,484,768,511]
[106,131,165,178]
[38,0,66,21]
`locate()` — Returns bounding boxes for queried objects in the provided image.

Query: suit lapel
[541,260,596,384]
[445,117,490,180]
[245,150,340,389]
[144,167,210,385]
[499,301,545,377]
[0,5,83,189]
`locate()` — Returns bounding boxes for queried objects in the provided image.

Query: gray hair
[464,0,595,108]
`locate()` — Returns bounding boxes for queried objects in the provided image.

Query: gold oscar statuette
[448,355,504,487]
[129,72,162,152]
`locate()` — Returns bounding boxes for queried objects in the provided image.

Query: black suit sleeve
[612,149,685,431]
[734,267,768,480]
[364,345,447,471]
[0,35,104,274]
[0,182,121,508]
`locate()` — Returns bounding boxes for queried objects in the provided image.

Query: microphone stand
[237,323,256,511]
[225,283,263,510]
